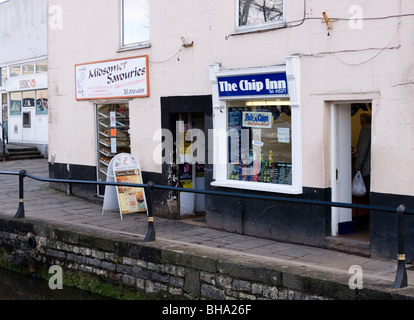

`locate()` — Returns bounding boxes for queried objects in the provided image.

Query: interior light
[245,100,290,107]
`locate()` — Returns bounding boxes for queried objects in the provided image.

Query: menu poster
[114,169,146,214]
[113,154,147,215]
[228,109,242,163]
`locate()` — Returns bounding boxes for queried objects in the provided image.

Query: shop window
[120,0,150,49]
[227,100,292,185]
[10,92,21,116]
[23,91,35,107]
[237,0,284,32]
[96,104,131,196]
[2,93,8,135]
[210,58,302,194]
[36,90,48,115]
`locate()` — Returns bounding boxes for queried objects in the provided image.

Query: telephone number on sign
[124,88,145,95]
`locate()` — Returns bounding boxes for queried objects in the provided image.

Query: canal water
[0,268,108,300]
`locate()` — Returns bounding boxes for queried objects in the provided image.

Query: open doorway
[331,102,372,240]
[351,103,372,234]
[175,112,206,218]
[160,95,213,221]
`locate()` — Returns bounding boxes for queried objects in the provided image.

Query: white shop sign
[75,55,149,100]
[6,73,48,92]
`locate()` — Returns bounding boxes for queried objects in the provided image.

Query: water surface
[0,268,107,300]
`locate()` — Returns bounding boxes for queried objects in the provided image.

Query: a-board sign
[102,153,147,219]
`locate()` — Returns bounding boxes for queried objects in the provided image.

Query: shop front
[4,63,48,154]
[158,95,213,220]
[49,55,149,200]
[206,56,331,247]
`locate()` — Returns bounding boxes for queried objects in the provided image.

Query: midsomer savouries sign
[75,55,149,100]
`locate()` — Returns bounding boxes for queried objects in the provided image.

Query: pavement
[1,157,414,298]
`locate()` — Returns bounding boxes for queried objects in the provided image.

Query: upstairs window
[237,0,284,32]
[10,65,21,78]
[23,63,34,76]
[36,61,48,73]
[121,0,150,50]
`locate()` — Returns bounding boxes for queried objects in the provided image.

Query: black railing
[0,169,413,289]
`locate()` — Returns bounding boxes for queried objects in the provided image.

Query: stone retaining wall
[0,214,402,300]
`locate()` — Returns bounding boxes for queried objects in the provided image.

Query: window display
[227,99,292,185]
[96,104,131,195]
[10,92,21,116]
[36,90,48,115]
[23,91,35,107]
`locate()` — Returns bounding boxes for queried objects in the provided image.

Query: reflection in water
[0,268,108,300]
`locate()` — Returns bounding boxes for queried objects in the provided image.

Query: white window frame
[209,56,302,194]
[0,66,6,88]
[119,0,150,52]
[235,0,286,34]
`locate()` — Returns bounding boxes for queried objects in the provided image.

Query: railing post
[143,181,156,242]
[393,204,407,289]
[14,170,26,219]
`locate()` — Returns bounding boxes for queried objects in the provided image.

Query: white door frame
[330,102,353,235]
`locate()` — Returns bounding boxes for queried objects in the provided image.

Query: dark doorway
[161,95,213,219]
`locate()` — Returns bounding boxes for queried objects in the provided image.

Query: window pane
[23,91,35,107]
[36,90,48,115]
[23,64,34,75]
[239,0,283,26]
[122,0,150,46]
[10,65,21,77]
[227,100,292,185]
[10,92,21,115]
[36,61,48,73]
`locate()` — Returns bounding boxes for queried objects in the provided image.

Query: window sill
[117,42,151,53]
[211,179,302,195]
[231,22,286,36]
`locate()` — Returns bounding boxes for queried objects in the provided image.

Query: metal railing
[0,168,413,289]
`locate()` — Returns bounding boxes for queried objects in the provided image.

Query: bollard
[14,170,26,219]
[143,181,156,242]
[393,204,407,289]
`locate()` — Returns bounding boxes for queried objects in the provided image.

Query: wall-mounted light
[181,37,194,48]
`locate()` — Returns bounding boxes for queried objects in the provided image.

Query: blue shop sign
[218,73,288,97]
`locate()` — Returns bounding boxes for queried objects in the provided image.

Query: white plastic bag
[352,171,366,196]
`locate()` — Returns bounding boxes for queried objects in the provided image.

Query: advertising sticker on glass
[75,55,149,100]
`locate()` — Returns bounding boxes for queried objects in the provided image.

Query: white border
[209,56,302,194]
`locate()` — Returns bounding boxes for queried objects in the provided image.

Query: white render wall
[47,0,414,196]
[0,0,47,64]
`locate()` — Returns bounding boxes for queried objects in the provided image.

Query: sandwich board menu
[102,153,147,219]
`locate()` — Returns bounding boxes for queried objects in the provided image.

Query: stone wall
[0,214,398,300]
